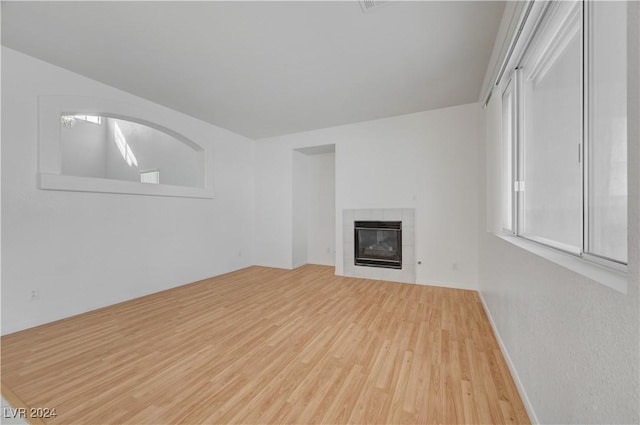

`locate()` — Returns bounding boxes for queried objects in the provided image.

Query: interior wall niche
[292,144,336,268]
[38,96,214,198]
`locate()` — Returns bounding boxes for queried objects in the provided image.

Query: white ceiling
[1,1,504,139]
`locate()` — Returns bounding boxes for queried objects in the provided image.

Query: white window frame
[501,77,516,234]
[495,0,628,292]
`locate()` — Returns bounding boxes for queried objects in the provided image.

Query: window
[40,96,214,199]
[499,1,627,268]
[60,114,102,126]
[140,170,160,184]
[586,0,627,264]
[520,1,583,254]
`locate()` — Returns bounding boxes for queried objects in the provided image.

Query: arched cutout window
[38,96,214,198]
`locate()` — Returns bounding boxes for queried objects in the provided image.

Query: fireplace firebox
[354,221,402,269]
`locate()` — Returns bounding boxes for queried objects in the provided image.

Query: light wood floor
[1,265,530,424]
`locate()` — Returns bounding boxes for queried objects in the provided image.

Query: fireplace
[354,221,402,269]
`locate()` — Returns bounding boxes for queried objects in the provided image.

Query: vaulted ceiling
[1,1,504,139]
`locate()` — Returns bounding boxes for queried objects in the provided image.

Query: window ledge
[39,173,214,199]
[494,233,628,294]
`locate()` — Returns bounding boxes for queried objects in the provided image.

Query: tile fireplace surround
[343,209,416,283]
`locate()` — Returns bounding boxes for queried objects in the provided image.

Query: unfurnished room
[0,1,638,424]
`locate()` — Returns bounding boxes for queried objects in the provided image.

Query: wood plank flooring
[1,265,530,424]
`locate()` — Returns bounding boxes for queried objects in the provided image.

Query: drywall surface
[306,152,335,266]
[477,6,639,421]
[292,150,309,268]
[255,103,481,289]
[1,47,255,334]
[254,140,292,269]
[0,38,3,345]
[290,150,335,268]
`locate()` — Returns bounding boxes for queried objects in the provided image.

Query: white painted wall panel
[254,103,481,290]
[1,48,255,334]
[307,152,335,266]
[292,151,308,268]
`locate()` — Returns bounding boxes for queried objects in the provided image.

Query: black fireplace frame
[354,221,402,269]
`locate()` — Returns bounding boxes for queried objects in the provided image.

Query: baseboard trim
[478,291,540,424]
[416,278,477,291]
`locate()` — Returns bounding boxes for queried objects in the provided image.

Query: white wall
[306,152,335,266]
[292,150,309,268]
[291,150,336,268]
[255,103,481,290]
[0,28,3,342]
[477,4,640,423]
[1,47,255,334]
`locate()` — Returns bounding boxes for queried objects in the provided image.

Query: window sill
[39,173,215,199]
[494,233,628,294]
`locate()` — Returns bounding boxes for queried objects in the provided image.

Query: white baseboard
[415,278,477,291]
[478,291,539,424]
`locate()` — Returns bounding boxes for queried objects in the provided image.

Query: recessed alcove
[292,144,336,268]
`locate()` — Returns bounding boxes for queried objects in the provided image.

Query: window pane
[520,2,582,252]
[501,80,514,232]
[587,1,627,263]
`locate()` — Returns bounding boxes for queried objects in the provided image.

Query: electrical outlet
[30,289,40,301]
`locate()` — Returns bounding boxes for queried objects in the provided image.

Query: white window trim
[490,0,629,293]
[501,78,515,234]
[496,232,627,294]
[39,173,213,199]
[38,95,214,199]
